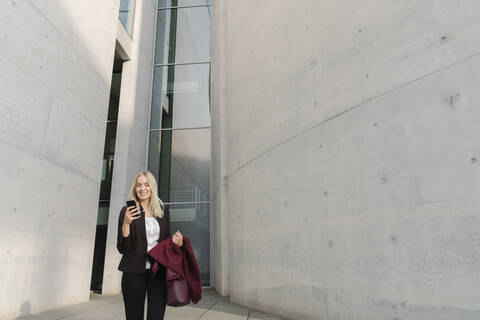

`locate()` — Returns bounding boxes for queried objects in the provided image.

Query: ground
[17,289,286,320]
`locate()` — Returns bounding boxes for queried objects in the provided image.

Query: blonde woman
[117,170,183,320]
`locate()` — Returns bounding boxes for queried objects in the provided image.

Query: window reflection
[155,6,211,65]
[148,128,211,202]
[119,0,136,35]
[151,64,211,130]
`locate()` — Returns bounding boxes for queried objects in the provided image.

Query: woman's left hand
[172,231,183,247]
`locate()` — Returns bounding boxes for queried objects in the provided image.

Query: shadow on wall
[18,301,31,318]
[26,0,119,84]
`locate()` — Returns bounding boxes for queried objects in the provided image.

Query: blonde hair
[129,170,164,218]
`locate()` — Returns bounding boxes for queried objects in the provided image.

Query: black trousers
[121,269,167,320]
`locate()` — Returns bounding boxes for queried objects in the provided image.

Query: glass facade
[151,64,211,129]
[148,1,212,286]
[154,7,211,64]
[119,0,136,35]
[149,128,211,202]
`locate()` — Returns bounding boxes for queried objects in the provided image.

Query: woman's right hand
[123,206,141,225]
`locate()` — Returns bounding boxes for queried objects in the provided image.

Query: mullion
[154,61,211,67]
[158,4,212,10]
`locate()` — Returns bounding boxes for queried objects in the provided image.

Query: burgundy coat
[147,237,202,304]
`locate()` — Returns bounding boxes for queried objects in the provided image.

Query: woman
[117,170,184,320]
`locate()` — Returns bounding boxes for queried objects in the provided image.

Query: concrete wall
[211,0,230,297]
[0,0,120,319]
[102,0,157,294]
[212,1,480,319]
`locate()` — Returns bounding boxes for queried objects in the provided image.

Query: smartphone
[126,200,141,217]
[126,200,136,208]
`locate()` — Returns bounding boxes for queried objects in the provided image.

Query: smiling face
[135,174,151,202]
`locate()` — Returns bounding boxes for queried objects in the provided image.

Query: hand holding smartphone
[124,200,141,225]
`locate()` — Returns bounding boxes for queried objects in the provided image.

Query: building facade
[0,0,159,318]
[2,0,480,320]
[212,1,480,319]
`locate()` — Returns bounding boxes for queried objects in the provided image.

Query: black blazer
[117,205,171,274]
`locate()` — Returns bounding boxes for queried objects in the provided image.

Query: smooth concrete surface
[0,0,120,319]
[212,1,480,319]
[102,0,157,295]
[16,289,285,320]
[211,0,230,297]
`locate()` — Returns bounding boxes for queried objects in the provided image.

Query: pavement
[16,289,287,320]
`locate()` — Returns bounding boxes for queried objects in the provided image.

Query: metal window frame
[164,201,211,205]
[145,1,159,170]
[154,61,211,67]
[150,126,211,132]
[158,4,212,11]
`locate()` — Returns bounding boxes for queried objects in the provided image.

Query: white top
[145,217,160,269]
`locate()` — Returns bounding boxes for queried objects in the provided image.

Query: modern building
[1,1,480,319]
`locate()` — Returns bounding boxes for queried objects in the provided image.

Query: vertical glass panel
[148,128,211,203]
[99,122,117,201]
[151,64,211,129]
[155,7,211,65]
[107,73,122,121]
[91,203,109,291]
[158,0,212,9]
[154,7,171,66]
[168,203,210,286]
[148,129,167,195]
[119,0,136,35]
